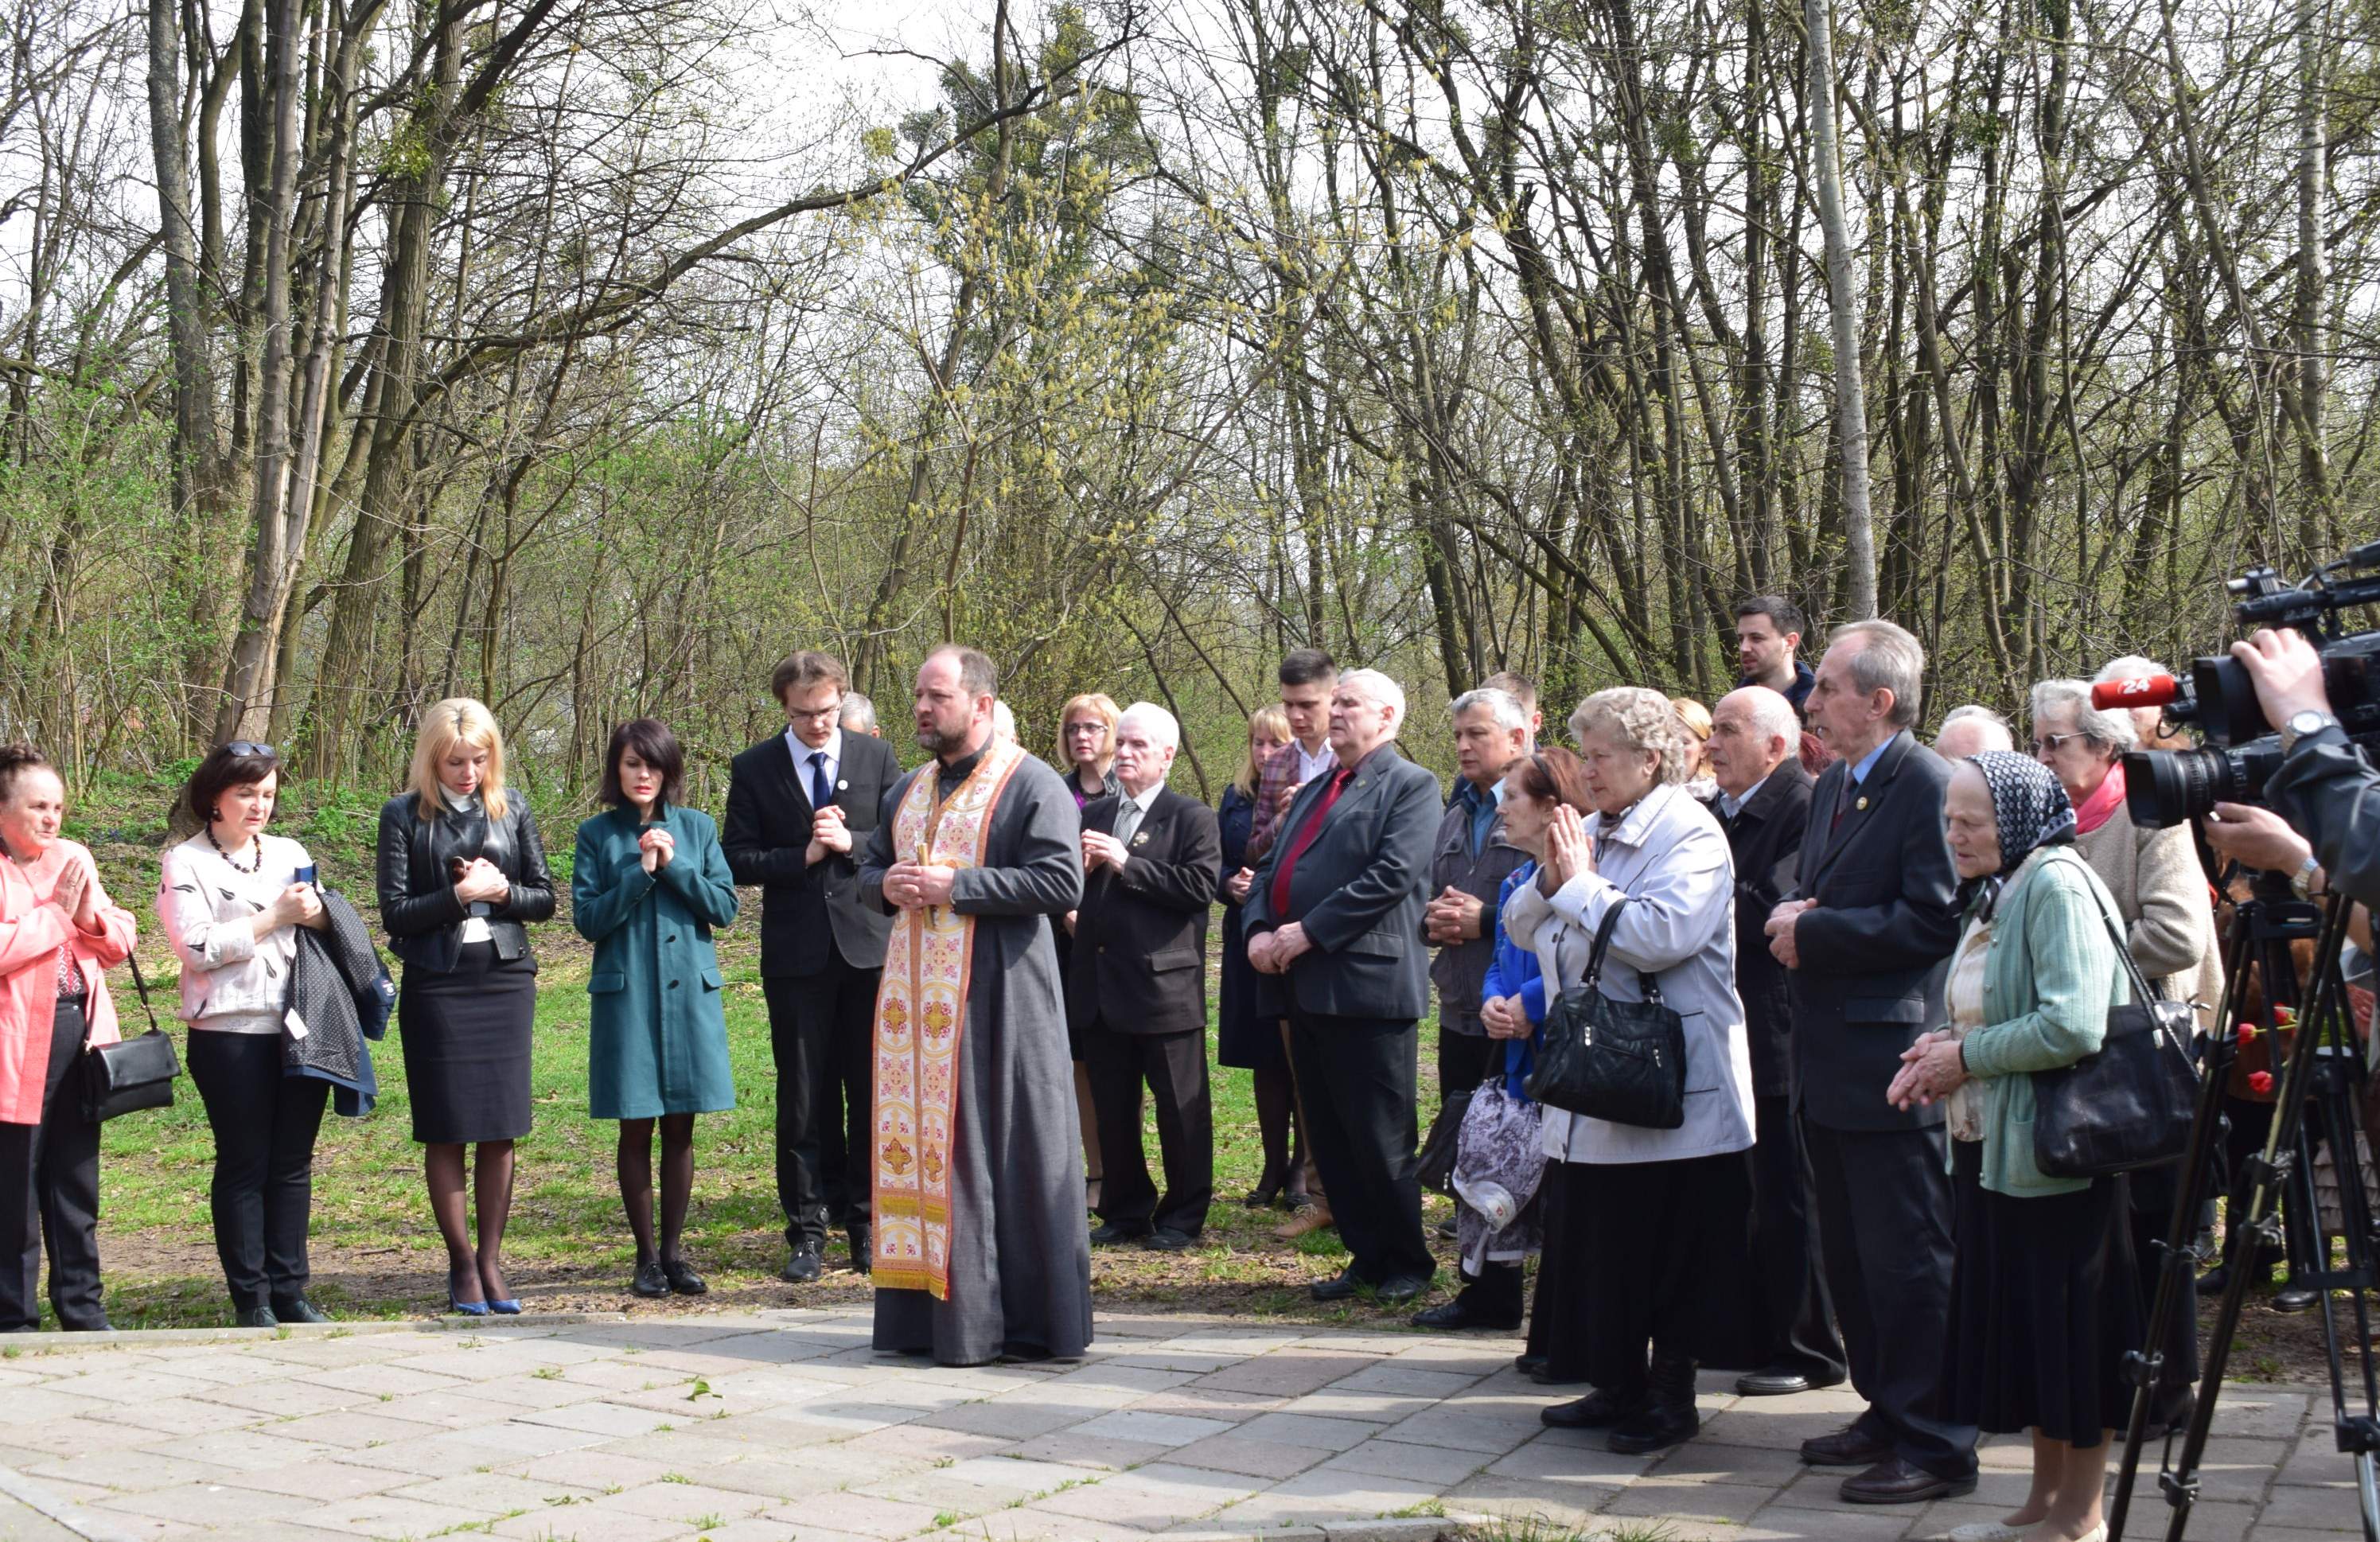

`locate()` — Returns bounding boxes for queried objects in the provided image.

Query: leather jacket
[374,791,557,972]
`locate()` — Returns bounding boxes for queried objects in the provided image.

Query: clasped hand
[1247,921,1311,975]
[46,857,92,929]
[1081,828,1128,873]
[452,857,509,905]
[637,827,676,874]
[1224,866,1254,904]
[808,805,851,859]
[1764,898,1814,968]
[1537,806,1594,890]
[1479,992,1530,1040]
[1886,1029,1969,1111]
[882,860,956,909]
[1425,886,1482,944]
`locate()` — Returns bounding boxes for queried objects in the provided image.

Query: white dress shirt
[785,726,843,804]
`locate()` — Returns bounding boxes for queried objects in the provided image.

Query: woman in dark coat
[376,698,555,1315]
[572,719,738,1299]
[1216,705,1302,1207]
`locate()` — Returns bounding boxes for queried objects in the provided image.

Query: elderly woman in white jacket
[1513,687,1759,1455]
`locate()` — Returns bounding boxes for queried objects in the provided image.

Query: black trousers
[1803,1117,1976,1480]
[763,959,878,1245]
[1084,1022,1213,1237]
[1747,1091,1847,1381]
[187,1030,329,1312]
[1289,1010,1434,1283]
[1436,1026,1521,1318]
[0,999,102,1330]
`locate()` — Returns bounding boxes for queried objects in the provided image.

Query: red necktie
[1270,765,1354,918]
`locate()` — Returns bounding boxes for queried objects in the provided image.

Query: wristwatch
[2282,709,2339,754]
[2292,851,2326,901]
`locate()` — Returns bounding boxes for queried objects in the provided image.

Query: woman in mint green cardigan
[1889,751,2143,1542]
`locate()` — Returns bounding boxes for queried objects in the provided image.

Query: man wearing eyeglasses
[724,651,903,1283]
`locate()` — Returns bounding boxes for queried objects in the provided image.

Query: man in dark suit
[1763,619,1974,1505]
[1069,703,1222,1250]
[1245,668,1442,1303]
[1708,685,1844,1400]
[723,651,903,1282]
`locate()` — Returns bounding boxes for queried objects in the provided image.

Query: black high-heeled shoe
[1243,1164,1285,1209]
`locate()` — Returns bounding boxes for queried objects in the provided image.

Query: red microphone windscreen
[2090,675,2179,710]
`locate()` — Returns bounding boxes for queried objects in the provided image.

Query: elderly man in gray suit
[1245,668,1443,1303]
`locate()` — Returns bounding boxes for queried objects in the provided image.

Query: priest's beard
[917,712,976,759]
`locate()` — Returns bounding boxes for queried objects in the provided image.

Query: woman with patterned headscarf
[1888,750,2141,1542]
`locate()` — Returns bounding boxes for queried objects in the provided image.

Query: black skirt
[398,943,535,1143]
[1945,1139,2144,1443]
[1215,902,1283,1070]
[1531,1150,1763,1392]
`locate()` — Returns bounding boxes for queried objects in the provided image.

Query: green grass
[72,769,1465,1329]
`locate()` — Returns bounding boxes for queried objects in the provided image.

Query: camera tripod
[2109,873,2380,1540]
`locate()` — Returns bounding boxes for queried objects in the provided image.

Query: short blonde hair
[409,698,509,820]
[1055,693,1121,772]
[1570,687,1694,787]
[1670,696,1712,743]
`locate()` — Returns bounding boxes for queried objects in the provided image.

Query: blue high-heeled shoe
[446,1294,491,1317]
[487,1297,521,1314]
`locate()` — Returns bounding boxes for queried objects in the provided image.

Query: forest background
[0,0,2374,812]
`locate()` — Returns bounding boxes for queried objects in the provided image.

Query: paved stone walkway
[0,1308,2351,1542]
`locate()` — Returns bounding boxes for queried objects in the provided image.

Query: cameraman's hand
[2233,627,2331,731]
[2205,801,2316,877]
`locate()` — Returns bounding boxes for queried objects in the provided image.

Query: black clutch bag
[81,954,181,1123]
[1525,898,1687,1130]
[2031,891,2200,1180]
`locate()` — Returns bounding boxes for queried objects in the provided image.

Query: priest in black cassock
[858,644,1092,1365]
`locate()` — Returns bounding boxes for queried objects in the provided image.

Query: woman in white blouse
[155,742,332,1328]
[1512,687,1759,1455]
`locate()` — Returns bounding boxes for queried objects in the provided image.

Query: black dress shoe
[848,1227,871,1268]
[1413,1300,1523,1332]
[664,1258,707,1295]
[1374,1275,1430,1305]
[1515,1352,1549,1376]
[1736,1369,1835,1396]
[271,1297,331,1324]
[780,1241,824,1283]
[1433,1217,1459,1240]
[1839,1456,1975,1505]
[1311,1269,1364,1302]
[1607,1404,1698,1454]
[1800,1427,1893,1466]
[2273,1283,2322,1313]
[235,1305,279,1328]
[1140,1229,1196,1252]
[630,1258,670,1298]
[1089,1221,1150,1245]
[61,1318,111,1333]
[1541,1388,1643,1429]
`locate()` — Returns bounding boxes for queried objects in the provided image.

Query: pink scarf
[2074,761,2126,835]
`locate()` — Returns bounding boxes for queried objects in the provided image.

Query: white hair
[1829,618,1926,726]
[2096,655,2169,685]
[1116,701,1180,752]
[1338,669,1407,734]
[1935,704,2015,753]
[1451,687,1528,734]
[991,700,1018,745]
[1717,685,1801,754]
[1572,687,1696,786]
[2030,678,2137,751]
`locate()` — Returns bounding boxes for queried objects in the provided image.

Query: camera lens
[2125,748,2234,829]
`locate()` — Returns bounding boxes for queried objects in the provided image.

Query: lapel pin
[837,780,848,791]
[1856,796,1868,812]
[1131,831,1150,847]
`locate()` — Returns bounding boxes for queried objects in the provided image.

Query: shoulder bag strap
[122,951,162,1035]
[1583,896,1630,987]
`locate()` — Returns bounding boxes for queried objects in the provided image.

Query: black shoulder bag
[1525,898,1687,1130]
[82,952,181,1123]
[2030,884,2199,1180]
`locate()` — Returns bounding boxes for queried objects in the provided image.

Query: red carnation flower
[2249,1070,2276,1095]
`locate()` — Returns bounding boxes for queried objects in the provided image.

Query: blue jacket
[1479,861,1545,1100]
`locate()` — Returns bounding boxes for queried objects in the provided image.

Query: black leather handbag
[81,953,181,1123]
[1525,898,1687,1130]
[2031,890,2199,1180]
[1416,1083,1472,1197]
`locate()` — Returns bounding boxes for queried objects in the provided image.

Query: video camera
[2089,543,2380,828]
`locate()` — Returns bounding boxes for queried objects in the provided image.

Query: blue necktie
[809,750,832,812]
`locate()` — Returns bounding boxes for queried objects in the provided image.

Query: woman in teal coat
[573,718,738,1299]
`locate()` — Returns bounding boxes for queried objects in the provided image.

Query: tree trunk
[1806,0,1876,619]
